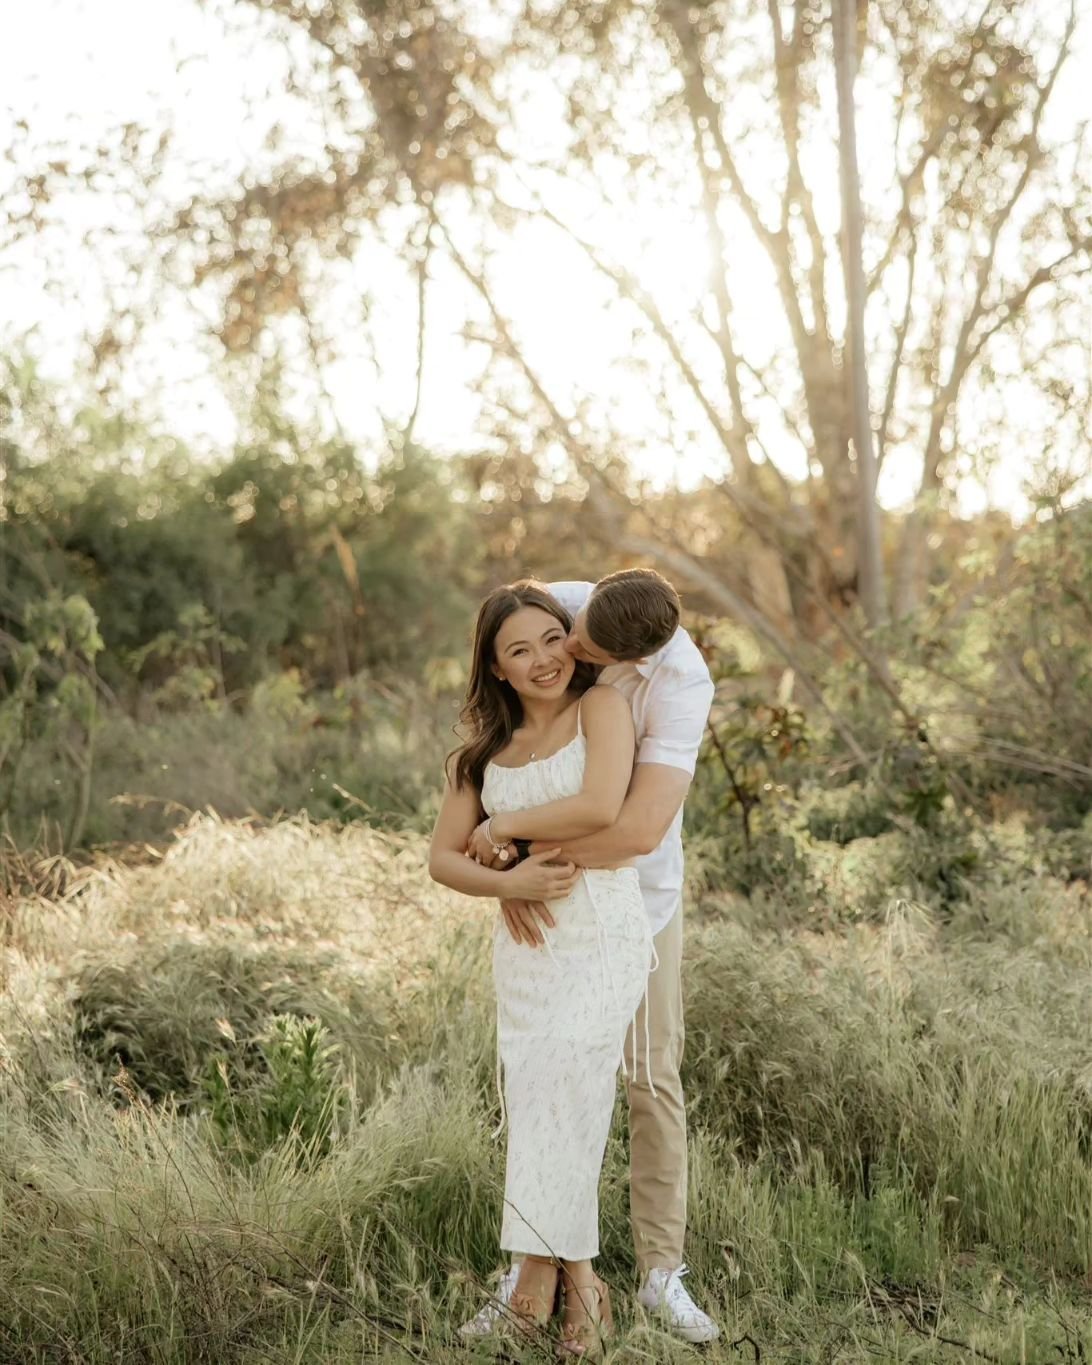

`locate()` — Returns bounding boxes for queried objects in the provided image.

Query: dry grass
[1,812,1091,1362]
[3,808,461,975]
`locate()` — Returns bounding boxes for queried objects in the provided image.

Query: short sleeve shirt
[549,580,714,932]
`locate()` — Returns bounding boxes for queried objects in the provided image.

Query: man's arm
[546,580,594,616]
[505,760,692,946]
[529,762,693,866]
[533,660,715,866]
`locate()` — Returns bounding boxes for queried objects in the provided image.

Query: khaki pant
[623,903,686,1275]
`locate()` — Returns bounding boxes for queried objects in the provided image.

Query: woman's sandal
[557,1274,613,1359]
[507,1256,562,1337]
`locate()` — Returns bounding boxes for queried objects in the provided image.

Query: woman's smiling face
[493,605,576,700]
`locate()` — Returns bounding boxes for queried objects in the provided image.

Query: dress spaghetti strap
[576,696,585,739]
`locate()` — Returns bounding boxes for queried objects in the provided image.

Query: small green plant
[202,1012,349,1166]
[886,741,949,829]
[879,742,980,906]
[891,813,980,907]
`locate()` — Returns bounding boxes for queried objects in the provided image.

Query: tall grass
[4,675,455,854]
[1,813,1090,1361]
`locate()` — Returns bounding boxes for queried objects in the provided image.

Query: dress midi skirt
[492,864,653,1258]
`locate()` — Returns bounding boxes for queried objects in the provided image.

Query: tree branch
[764,0,832,348]
[963,238,1092,375]
[876,224,920,470]
[485,179,799,537]
[669,7,767,486]
[583,477,870,764]
[662,6,815,369]
[919,0,1078,493]
[864,126,948,299]
[403,231,432,446]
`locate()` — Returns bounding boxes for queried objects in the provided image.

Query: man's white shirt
[549,580,715,935]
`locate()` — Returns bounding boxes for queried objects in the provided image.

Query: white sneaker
[638,1265,720,1344]
[457,1264,520,1338]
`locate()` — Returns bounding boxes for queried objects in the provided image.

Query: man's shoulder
[547,580,594,614]
[647,626,712,684]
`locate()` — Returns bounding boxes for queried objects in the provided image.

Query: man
[462,567,720,1345]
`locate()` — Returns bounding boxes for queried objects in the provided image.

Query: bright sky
[2,0,1089,518]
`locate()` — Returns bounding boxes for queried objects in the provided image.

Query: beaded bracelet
[483,816,511,863]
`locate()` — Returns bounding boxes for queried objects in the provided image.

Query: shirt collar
[597,630,677,681]
[634,630,678,678]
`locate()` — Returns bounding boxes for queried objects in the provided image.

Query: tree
[832,0,886,626]
[192,0,1091,623]
[0,360,483,699]
[5,0,1090,643]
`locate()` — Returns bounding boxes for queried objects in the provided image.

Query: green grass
[1,813,1091,1361]
[3,679,454,854]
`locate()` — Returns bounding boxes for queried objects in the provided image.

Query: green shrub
[890,811,980,907]
[731,828,814,901]
[803,782,894,845]
[807,830,909,923]
[202,1012,350,1166]
[70,937,394,1111]
[1039,813,1092,883]
[7,679,455,851]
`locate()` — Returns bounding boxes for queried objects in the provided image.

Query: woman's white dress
[482,717,655,1261]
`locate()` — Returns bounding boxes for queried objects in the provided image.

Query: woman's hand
[467,818,513,866]
[505,849,580,902]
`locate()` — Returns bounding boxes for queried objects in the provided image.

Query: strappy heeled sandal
[507,1256,562,1338]
[557,1273,613,1359]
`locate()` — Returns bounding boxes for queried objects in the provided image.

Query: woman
[429,580,654,1358]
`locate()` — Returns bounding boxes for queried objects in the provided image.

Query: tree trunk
[832,0,887,626]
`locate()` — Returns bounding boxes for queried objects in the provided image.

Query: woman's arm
[486,686,635,843]
[430,775,515,897]
[429,771,580,901]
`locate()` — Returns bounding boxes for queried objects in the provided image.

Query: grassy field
[1,812,1091,1362]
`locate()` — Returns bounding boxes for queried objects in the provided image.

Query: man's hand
[499,897,556,947]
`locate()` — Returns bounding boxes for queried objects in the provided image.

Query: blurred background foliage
[1,0,1090,904]
[2,341,1092,902]
[2,327,1091,918]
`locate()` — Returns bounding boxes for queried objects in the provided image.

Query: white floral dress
[482,712,656,1260]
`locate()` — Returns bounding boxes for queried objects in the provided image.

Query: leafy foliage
[2,367,483,698]
[203,1012,350,1166]
[0,587,105,848]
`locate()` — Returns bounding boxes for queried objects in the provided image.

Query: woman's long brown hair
[449,580,595,792]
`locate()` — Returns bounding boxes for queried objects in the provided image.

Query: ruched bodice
[481,733,586,815]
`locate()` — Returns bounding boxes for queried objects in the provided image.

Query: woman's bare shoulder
[580,682,632,724]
